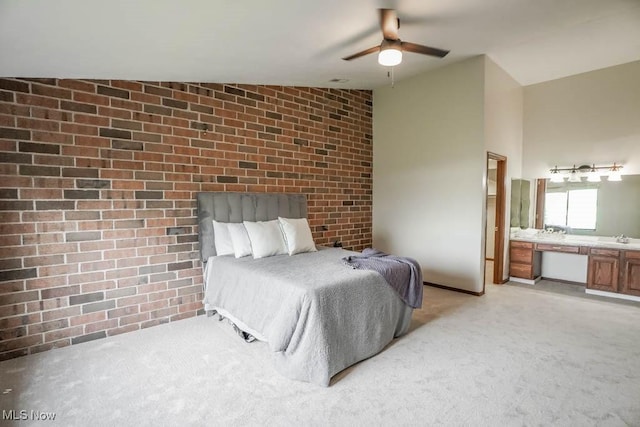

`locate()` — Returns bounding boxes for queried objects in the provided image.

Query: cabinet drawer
[510,248,533,263]
[510,241,533,249]
[624,250,640,260]
[535,243,580,253]
[510,263,533,279]
[590,248,620,257]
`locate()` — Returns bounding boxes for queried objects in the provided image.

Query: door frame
[485,152,507,288]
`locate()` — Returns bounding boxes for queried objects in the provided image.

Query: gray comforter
[203,247,413,386]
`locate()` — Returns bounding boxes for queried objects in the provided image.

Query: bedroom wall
[0,79,373,360]
[372,56,487,293]
[523,59,640,178]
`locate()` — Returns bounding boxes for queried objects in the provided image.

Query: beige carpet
[1,283,640,426]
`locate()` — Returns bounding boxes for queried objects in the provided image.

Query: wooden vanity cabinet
[621,250,640,296]
[587,248,620,293]
[509,238,640,299]
[509,241,540,280]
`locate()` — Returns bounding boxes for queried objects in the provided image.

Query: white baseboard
[585,289,640,303]
[509,276,541,285]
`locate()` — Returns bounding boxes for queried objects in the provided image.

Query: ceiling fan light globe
[378,48,402,66]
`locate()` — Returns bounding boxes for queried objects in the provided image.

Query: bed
[197,192,414,386]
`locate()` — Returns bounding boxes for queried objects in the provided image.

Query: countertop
[510,232,640,251]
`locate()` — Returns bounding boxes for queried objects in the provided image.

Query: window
[544,192,568,227]
[544,188,598,230]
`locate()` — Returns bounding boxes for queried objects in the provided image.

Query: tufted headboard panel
[197,192,308,263]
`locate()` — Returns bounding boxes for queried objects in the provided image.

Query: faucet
[616,234,629,244]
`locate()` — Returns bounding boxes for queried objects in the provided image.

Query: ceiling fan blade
[342,45,381,61]
[379,9,399,40]
[401,41,449,58]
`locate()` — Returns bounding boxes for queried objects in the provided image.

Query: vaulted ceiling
[1,0,639,88]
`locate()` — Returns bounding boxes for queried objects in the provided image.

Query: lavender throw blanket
[342,248,423,308]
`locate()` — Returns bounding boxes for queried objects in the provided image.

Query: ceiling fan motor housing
[381,39,402,49]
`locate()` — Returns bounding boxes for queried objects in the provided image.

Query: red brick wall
[0,78,373,360]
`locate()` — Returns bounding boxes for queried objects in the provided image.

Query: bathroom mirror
[538,174,640,238]
[510,179,531,228]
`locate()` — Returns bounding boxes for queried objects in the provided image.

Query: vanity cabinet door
[587,249,620,293]
[621,250,640,296]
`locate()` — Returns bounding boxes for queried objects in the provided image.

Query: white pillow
[243,220,287,259]
[278,217,317,255]
[212,220,234,256]
[227,223,252,258]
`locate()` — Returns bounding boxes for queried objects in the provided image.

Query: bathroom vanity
[509,232,640,301]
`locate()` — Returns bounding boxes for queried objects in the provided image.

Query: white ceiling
[1,0,639,89]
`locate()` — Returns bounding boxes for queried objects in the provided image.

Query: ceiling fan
[342,9,449,66]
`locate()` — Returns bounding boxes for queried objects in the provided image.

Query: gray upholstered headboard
[197,192,308,263]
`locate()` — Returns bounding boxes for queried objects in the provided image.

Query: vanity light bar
[549,163,623,182]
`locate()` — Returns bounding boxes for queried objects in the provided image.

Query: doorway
[484,152,507,290]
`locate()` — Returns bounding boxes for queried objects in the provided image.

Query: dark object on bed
[342,248,423,308]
